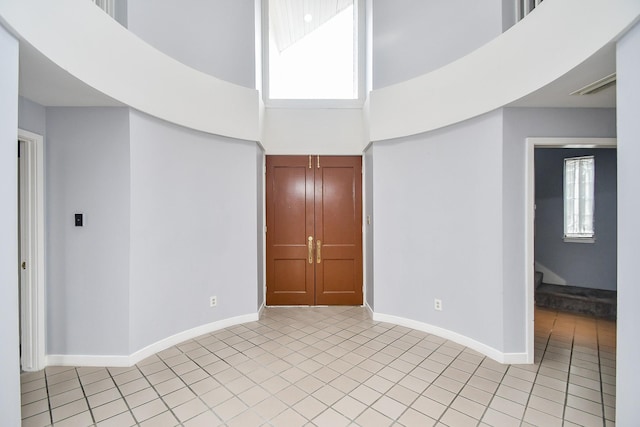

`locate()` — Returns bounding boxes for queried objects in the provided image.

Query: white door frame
[525,137,616,362]
[18,129,46,372]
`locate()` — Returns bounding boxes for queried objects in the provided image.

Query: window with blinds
[564,156,595,241]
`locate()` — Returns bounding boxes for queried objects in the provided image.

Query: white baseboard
[372,312,532,365]
[46,312,260,368]
[258,302,265,318]
[46,354,132,368]
[364,301,374,318]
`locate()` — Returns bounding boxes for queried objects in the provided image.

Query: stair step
[535,283,616,320]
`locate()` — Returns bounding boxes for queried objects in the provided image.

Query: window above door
[262,0,365,108]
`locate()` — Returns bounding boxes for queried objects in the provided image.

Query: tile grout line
[73,367,98,426]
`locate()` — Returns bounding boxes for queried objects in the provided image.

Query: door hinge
[264,226,267,233]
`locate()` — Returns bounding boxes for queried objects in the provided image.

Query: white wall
[364,144,374,309]
[129,111,259,352]
[615,21,640,425]
[0,24,21,427]
[373,110,505,351]
[18,96,46,136]
[256,144,265,310]
[127,0,256,89]
[46,107,131,356]
[372,0,503,89]
[262,108,367,154]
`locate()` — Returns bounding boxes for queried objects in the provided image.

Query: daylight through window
[267,0,357,100]
[564,156,595,240]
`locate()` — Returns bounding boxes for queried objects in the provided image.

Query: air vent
[570,73,617,96]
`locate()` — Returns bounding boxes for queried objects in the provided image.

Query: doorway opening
[265,155,363,306]
[525,137,616,362]
[18,129,46,372]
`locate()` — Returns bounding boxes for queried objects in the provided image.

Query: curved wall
[0,0,259,141]
[369,0,640,141]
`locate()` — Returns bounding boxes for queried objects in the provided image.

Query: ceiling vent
[570,72,617,95]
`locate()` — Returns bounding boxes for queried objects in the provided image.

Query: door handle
[316,240,321,263]
[21,261,26,270]
[308,236,314,264]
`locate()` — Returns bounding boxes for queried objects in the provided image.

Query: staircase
[534,272,616,320]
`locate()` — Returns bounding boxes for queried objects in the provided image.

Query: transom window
[564,156,595,241]
[265,0,360,103]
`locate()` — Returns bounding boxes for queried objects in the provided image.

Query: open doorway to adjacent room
[17,129,46,372]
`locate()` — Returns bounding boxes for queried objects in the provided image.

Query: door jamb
[18,129,46,372]
[525,137,616,363]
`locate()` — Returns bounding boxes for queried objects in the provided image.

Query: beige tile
[226,409,264,427]
[51,398,88,423]
[92,398,128,422]
[237,385,270,407]
[354,408,393,427]
[292,395,326,420]
[440,408,478,427]
[397,407,437,427]
[173,397,208,422]
[22,398,51,419]
[523,406,563,427]
[350,384,382,406]
[313,408,351,427]
[566,394,604,417]
[526,394,564,418]
[489,395,525,419]
[200,386,233,408]
[131,398,168,422]
[87,386,121,408]
[270,408,307,427]
[138,410,179,427]
[422,385,456,406]
[21,411,52,427]
[372,395,406,420]
[49,387,85,409]
[275,384,306,406]
[450,395,485,419]
[252,396,287,420]
[96,410,137,427]
[564,406,605,427]
[52,411,93,427]
[21,387,48,406]
[163,387,196,408]
[332,395,367,420]
[481,408,520,427]
[124,387,159,408]
[182,410,222,427]
[154,377,184,396]
[411,396,446,420]
[213,396,248,421]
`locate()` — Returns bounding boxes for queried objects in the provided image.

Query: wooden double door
[266,155,363,306]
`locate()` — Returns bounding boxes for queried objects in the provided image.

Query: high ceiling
[269,0,353,52]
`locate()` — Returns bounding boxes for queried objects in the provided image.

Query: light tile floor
[20,307,616,426]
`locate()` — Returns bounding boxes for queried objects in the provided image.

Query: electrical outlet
[434,299,442,311]
[209,296,217,307]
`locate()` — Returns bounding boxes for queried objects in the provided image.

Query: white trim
[258,302,265,318]
[17,129,45,372]
[372,312,529,364]
[47,312,259,367]
[525,137,616,366]
[129,313,259,366]
[46,354,130,368]
[364,301,374,318]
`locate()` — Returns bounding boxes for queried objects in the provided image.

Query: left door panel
[266,156,315,305]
